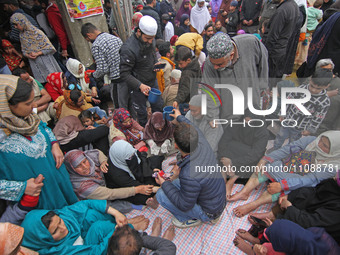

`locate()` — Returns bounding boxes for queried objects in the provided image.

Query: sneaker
[171,217,202,228]
[207,214,223,225]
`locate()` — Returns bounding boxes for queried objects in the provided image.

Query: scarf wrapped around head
[190,0,211,34]
[113,108,141,145]
[175,0,191,24]
[10,13,55,56]
[132,12,143,30]
[66,58,89,92]
[46,72,64,95]
[1,39,22,71]
[144,112,174,146]
[56,90,86,119]
[305,131,340,165]
[109,140,141,180]
[64,149,105,199]
[265,219,330,255]
[0,75,40,136]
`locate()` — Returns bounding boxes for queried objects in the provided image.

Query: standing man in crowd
[81,23,123,108]
[262,0,299,88]
[119,16,163,127]
[240,0,263,34]
[141,0,163,39]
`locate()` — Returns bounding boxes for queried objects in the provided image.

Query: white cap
[139,16,158,36]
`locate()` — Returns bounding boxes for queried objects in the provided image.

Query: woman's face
[48,215,69,241]
[9,90,35,118]
[184,18,190,26]
[74,158,91,175]
[4,47,12,55]
[198,1,205,8]
[318,136,330,154]
[82,117,94,127]
[14,23,24,31]
[122,117,132,127]
[184,2,190,8]
[78,64,83,75]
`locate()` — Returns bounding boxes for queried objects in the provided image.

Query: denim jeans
[156,179,211,222]
[273,126,302,150]
[0,65,11,75]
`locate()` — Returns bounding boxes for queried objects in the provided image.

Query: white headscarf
[305,131,340,165]
[109,140,141,180]
[190,0,211,34]
[66,58,89,92]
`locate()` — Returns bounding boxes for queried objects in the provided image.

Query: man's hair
[314,0,323,8]
[158,42,171,57]
[311,68,334,87]
[70,89,82,104]
[146,0,154,5]
[316,58,335,70]
[41,211,57,230]
[12,67,27,77]
[81,23,98,37]
[175,46,192,62]
[107,225,143,255]
[262,19,270,30]
[38,0,49,5]
[174,122,198,153]
[204,23,213,31]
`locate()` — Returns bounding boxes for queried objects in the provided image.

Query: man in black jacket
[262,0,299,88]
[141,0,163,39]
[240,0,263,33]
[119,16,163,127]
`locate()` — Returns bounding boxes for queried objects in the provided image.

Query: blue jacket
[161,115,226,215]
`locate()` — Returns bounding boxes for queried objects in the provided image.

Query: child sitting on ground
[79,109,108,129]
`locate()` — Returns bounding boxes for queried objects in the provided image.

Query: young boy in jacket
[172,47,202,109]
[226,1,240,37]
[273,68,333,150]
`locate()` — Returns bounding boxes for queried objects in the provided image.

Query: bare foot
[226,180,234,200]
[233,203,257,217]
[233,236,254,255]
[127,215,145,224]
[163,225,175,241]
[150,217,162,237]
[146,197,159,210]
[249,211,275,222]
[227,191,250,202]
[132,218,150,231]
[236,229,260,244]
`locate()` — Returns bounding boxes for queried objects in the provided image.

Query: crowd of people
[0,0,340,254]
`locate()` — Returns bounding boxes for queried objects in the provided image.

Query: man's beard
[138,37,154,55]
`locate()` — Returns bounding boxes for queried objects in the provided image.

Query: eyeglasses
[67,84,82,91]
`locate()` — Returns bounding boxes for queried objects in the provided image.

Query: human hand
[100,161,108,173]
[160,139,171,154]
[248,20,254,26]
[85,125,96,130]
[136,185,153,195]
[280,198,292,210]
[25,174,44,196]
[222,11,228,16]
[170,108,181,121]
[171,164,180,179]
[173,101,178,109]
[327,89,338,97]
[225,18,229,23]
[51,143,64,169]
[140,84,151,96]
[92,98,101,104]
[155,172,166,185]
[278,195,288,205]
[220,157,232,167]
[267,182,282,194]
[253,244,268,255]
[53,102,59,109]
[243,20,248,25]
[263,217,273,226]
[209,120,217,128]
[100,117,108,124]
[301,130,310,136]
[91,87,98,98]
[61,49,68,58]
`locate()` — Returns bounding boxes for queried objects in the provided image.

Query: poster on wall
[64,0,104,19]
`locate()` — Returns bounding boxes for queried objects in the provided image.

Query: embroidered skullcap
[206,33,234,59]
[139,16,158,36]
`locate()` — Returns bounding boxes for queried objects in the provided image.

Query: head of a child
[41,211,69,242]
[313,0,323,8]
[175,46,193,70]
[315,58,335,73]
[261,19,269,35]
[229,0,238,11]
[309,68,333,95]
[173,122,198,155]
[79,110,95,127]
[107,225,143,255]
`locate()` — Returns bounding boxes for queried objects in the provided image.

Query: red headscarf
[1,39,22,71]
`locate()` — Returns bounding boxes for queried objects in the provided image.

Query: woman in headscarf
[210,0,222,22]
[106,140,158,205]
[0,75,78,210]
[109,108,145,149]
[177,14,191,36]
[65,58,97,96]
[190,0,211,34]
[10,13,61,84]
[1,39,25,71]
[234,219,339,255]
[53,115,110,154]
[0,222,38,255]
[131,12,143,31]
[229,131,340,217]
[144,112,175,156]
[20,200,149,255]
[64,149,153,211]
[190,0,197,8]
[44,72,68,102]
[175,0,191,25]
[216,0,232,26]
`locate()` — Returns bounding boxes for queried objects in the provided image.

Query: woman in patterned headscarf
[10,13,61,83]
[0,75,78,210]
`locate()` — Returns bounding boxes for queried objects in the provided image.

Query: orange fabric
[156,69,165,93]
[0,222,24,254]
[299,33,306,42]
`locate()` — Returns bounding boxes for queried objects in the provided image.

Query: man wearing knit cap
[202,32,269,122]
[119,15,164,127]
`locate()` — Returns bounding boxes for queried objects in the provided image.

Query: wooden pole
[110,0,127,42]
